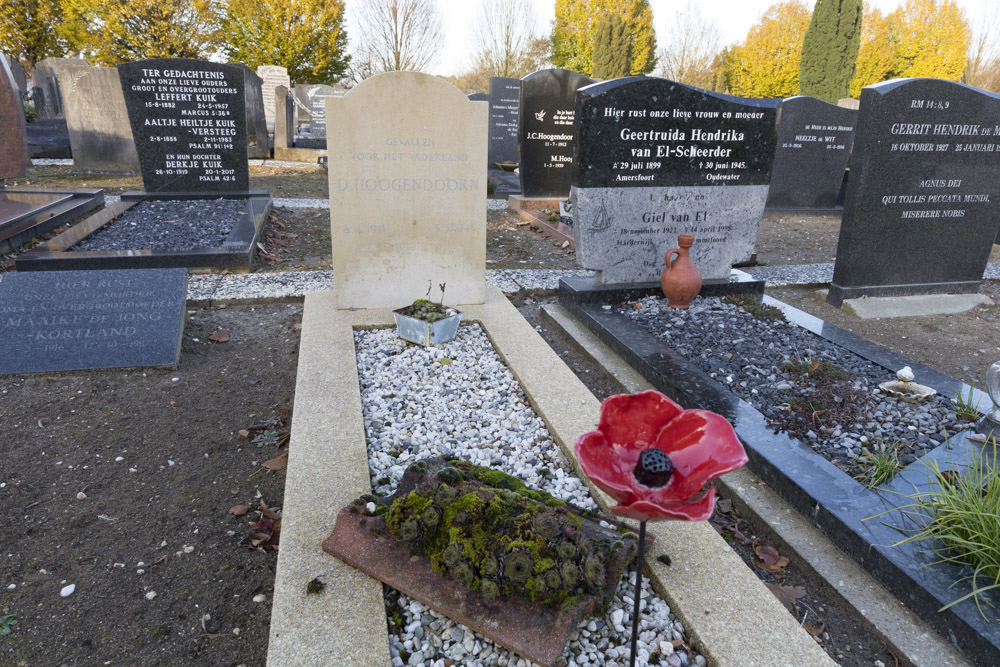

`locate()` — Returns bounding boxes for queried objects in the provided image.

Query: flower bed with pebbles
[355,325,704,667]
[619,296,971,479]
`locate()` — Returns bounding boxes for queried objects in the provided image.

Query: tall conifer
[800,0,862,102]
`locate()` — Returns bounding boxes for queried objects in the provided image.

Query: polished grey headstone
[0,268,186,375]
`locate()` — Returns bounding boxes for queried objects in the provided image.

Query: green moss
[723,294,785,321]
[378,460,619,609]
[306,578,325,595]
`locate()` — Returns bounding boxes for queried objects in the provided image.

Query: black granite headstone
[235,64,270,158]
[571,77,779,283]
[766,96,856,209]
[488,76,519,166]
[117,59,249,192]
[467,92,488,102]
[0,268,186,375]
[518,68,594,198]
[829,78,1000,305]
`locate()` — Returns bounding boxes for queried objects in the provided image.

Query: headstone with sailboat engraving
[572,77,779,283]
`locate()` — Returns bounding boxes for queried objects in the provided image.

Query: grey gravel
[73,199,242,252]
[620,295,972,475]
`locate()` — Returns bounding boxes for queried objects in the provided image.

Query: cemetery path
[2,303,300,667]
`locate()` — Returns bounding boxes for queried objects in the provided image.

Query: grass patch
[855,441,904,489]
[953,383,984,422]
[867,436,1000,619]
[722,294,785,321]
[780,358,847,381]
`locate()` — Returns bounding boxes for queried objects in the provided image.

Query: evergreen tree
[799,0,862,103]
[592,13,631,78]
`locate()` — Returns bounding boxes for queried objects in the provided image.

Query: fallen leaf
[715,498,733,515]
[229,504,249,516]
[169,400,179,407]
[238,429,250,438]
[803,621,825,637]
[208,328,230,343]
[765,583,806,612]
[754,544,782,565]
[262,451,288,471]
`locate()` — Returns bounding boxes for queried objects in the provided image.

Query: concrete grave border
[267,287,833,666]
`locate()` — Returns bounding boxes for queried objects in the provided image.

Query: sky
[360,0,998,77]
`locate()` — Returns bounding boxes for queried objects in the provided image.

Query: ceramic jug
[660,234,702,309]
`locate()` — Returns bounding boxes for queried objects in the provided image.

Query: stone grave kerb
[325,71,487,310]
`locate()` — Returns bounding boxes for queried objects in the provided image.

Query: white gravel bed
[487,199,509,210]
[29,158,73,166]
[744,263,834,286]
[273,197,329,209]
[355,325,701,667]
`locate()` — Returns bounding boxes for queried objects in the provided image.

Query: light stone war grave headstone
[765,96,856,210]
[62,66,139,172]
[326,71,487,309]
[828,78,1000,306]
[517,68,595,200]
[572,77,779,283]
[16,58,271,271]
[0,268,186,375]
[256,64,290,130]
[0,57,103,253]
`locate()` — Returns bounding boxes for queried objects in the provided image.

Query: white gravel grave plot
[355,325,702,667]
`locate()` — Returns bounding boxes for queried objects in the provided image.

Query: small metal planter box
[392,307,462,347]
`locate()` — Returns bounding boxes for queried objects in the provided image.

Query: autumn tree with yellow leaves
[724,1,811,98]
[550,0,656,77]
[850,0,969,97]
[218,0,350,84]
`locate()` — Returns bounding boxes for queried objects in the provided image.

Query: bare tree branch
[351,0,445,75]
[470,0,539,78]
[963,3,1000,91]
[656,0,723,89]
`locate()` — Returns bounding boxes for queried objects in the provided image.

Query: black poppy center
[634,448,673,488]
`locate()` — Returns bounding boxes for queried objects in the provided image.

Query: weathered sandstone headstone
[326,71,487,309]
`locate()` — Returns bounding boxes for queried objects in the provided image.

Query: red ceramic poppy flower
[574,391,747,522]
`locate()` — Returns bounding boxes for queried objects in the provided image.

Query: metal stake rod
[628,520,647,667]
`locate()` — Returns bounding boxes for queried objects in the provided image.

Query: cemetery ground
[3,165,999,665]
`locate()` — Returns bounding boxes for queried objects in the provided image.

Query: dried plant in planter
[393,282,461,346]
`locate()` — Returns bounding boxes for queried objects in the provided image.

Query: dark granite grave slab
[489,77,520,167]
[26,118,72,158]
[518,69,594,198]
[765,96,856,210]
[15,192,270,271]
[829,79,1000,305]
[467,92,488,102]
[118,59,249,192]
[0,187,105,253]
[558,275,998,666]
[571,77,779,283]
[0,268,185,375]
